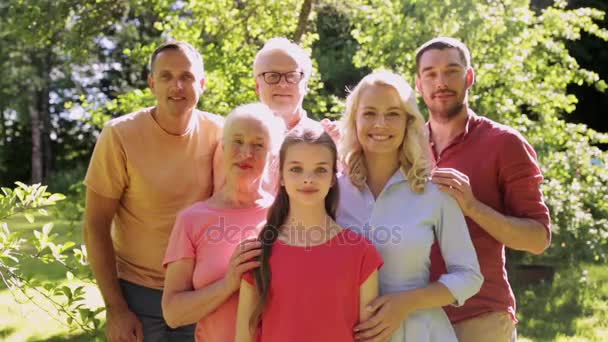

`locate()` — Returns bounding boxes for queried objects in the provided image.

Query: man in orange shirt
[83,41,223,342]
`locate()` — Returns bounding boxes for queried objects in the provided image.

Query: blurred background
[0,0,606,340]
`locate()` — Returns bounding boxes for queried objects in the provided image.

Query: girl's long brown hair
[249,127,339,331]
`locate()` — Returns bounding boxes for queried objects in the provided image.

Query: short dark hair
[415,37,471,74]
[149,41,205,76]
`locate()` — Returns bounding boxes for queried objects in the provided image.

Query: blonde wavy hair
[339,70,430,193]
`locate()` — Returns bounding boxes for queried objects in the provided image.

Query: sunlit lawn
[1,214,104,341]
[1,213,607,341]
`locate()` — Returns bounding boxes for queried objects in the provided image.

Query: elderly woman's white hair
[223,102,286,155]
[339,70,431,193]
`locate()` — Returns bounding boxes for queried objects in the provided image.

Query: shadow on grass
[28,332,102,342]
[512,266,598,340]
[0,327,16,339]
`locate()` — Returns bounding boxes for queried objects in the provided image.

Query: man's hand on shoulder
[431,167,479,216]
[320,118,341,144]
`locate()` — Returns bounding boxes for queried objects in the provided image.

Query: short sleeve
[163,212,196,267]
[498,132,551,236]
[212,138,225,194]
[84,124,128,199]
[435,192,484,306]
[359,239,383,285]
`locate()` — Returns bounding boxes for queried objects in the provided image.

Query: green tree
[98,0,350,123]
[2,0,128,184]
[348,0,608,263]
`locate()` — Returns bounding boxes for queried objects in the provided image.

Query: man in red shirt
[416,37,551,341]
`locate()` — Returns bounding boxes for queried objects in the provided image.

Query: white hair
[223,102,286,155]
[252,37,313,80]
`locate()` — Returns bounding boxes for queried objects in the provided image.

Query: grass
[1,211,607,341]
[512,263,608,341]
[1,213,104,341]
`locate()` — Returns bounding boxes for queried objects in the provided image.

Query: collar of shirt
[426,111,480,162]
[355,169,408,201]
[286,109,324,134]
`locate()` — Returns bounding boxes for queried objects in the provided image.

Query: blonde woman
[336,71,483,342]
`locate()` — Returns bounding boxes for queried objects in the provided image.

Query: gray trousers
[119,279,195,342]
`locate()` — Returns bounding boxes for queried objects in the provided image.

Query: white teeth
[370,135,390,141]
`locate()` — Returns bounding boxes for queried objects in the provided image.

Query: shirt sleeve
[435,191,484,306]
[84,124,128,199]
[212,139,225,194]
[210,114,225,194]
[359,238,383,285]
[498,132,551,239]
[163,211,196,267]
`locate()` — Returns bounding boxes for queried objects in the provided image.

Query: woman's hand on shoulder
[223,238,262,292]
[354,292,414,341]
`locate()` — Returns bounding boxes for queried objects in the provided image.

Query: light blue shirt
[337,170,483,341]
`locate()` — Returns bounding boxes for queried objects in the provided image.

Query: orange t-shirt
[84,107,223,289]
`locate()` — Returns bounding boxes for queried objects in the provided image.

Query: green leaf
[42,222,53,236]
[24,213,34,223]
[47,193,66,202]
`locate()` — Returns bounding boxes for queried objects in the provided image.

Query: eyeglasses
[257,71,304,85]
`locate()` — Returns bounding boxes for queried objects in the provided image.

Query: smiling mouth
[433,92,455,99]
[169,96,186,101]
[368,134,392,141]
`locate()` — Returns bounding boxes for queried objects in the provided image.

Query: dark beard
[431,102,464,122]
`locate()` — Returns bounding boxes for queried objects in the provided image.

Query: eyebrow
[286,161,330,165]
[420,63,463,73]
[362,106,403,111]
[231,134,266,139]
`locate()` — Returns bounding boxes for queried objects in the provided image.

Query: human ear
[465,68,475,88]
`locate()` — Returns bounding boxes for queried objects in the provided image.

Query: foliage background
[0,0,607,340]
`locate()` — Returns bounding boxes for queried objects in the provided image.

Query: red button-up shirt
[428,112,551,324]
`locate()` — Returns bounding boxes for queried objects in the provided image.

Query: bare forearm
[468,200,549,254]
[163,278,235,328]
[398,282,455,313]
[83,225,126,310]
[235,281,257,342]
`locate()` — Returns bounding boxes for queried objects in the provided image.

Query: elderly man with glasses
[252,37,323,132]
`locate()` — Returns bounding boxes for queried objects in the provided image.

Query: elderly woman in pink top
[162,103,285,342]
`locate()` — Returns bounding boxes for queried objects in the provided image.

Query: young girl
[162,103,285,342]
[235,127,383,342]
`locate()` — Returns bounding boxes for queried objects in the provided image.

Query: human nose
[373,114,387,127]
[172,78,184,90]
[239,145,254,158]
[275,74,293,87]
[303,171,314,184]
[435,73,449,89]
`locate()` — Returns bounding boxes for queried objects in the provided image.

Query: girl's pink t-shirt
[244,229,383,342]
[163,201,269,342]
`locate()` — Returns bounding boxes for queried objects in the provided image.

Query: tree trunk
[293,0,314,43]
[0,104,6,147]
[41,52,52,182]
[30,92,43,184]
[29,48,53,184]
